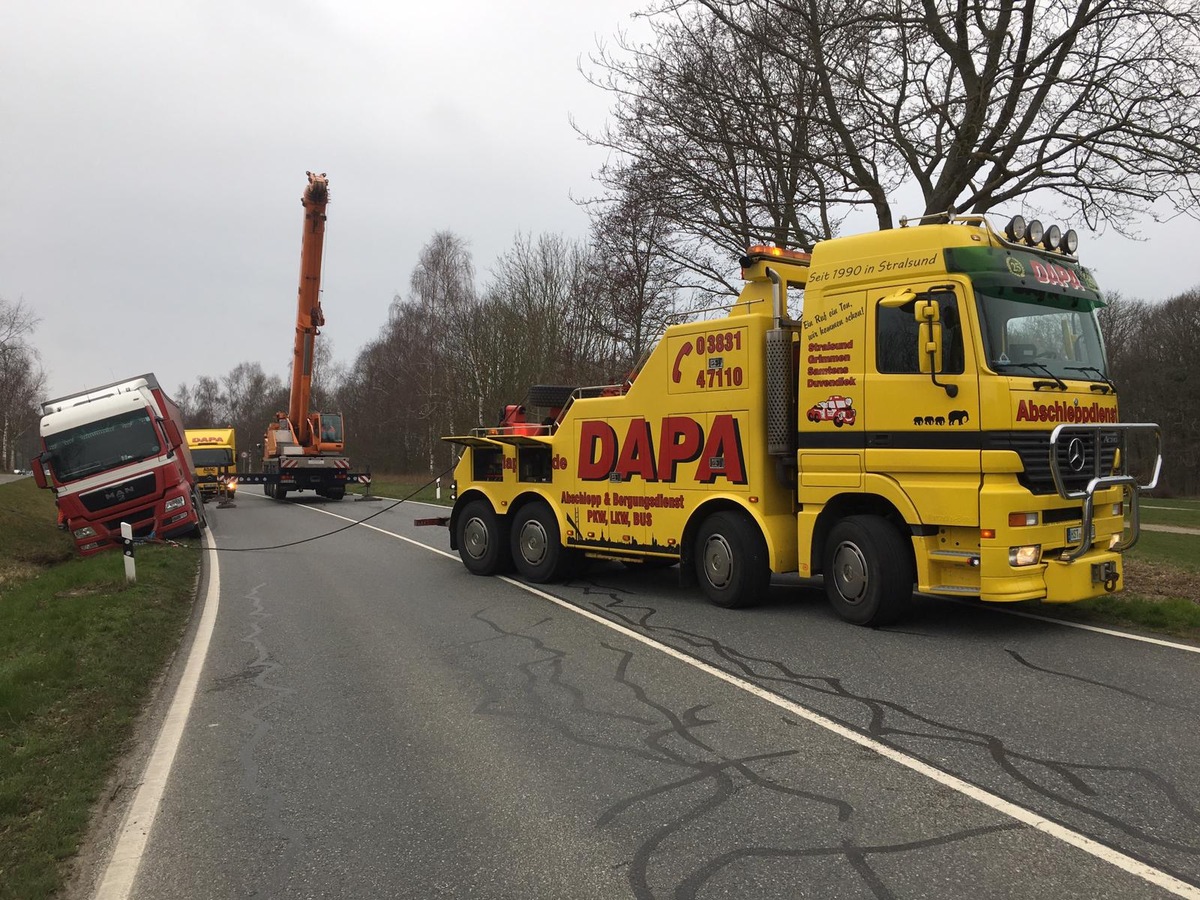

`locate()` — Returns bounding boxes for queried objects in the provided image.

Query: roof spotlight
[1005,215,1027,242]
[1043,224,1061,251]
[1025,219,1044,246]
[1060,229,1079,254]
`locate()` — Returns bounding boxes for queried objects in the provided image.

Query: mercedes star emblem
[1067,437,1087,472]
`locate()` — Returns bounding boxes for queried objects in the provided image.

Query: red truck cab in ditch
[32,373,205,555]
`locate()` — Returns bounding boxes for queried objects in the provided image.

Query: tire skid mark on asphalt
[301,501,1200,898]
[1005,648,1198,714]
[589,587,1200,856]
[456,605,1006,896]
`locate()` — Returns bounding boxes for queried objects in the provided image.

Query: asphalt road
[109,489,1200,899]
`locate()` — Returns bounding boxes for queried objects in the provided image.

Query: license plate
[1066,524,1095,544]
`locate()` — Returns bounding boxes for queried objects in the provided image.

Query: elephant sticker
[913,409,971,426]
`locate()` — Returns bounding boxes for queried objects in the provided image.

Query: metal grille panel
[765,329,793,455]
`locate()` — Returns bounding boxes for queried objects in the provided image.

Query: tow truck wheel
[457,499,512,575]
[823,515,912,627]
[511,502,574,582]
[694,510,770,608]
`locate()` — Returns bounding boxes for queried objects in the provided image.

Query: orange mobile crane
[258,171,354,500]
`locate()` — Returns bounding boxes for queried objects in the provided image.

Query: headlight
[74,525,97,540]
[1009,545,1042,567]
[165,496,186,511]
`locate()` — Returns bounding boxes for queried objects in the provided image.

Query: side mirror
[163,417,183,448]
[914,299,944,374]
[879,288,917,308]
[31,454,49,489]
[913,296,958,397]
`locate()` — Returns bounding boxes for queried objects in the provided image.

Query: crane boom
[289,171,329,441]
[258,171,357,501]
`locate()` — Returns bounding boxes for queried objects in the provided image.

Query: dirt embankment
[1123,557,1200,605]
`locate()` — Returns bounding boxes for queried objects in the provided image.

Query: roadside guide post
[120,521,135,583]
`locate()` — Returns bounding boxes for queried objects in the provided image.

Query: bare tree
[406,232,477,470]
[581,3,855,285]
[179,376,226,428]
[586,165,691,373]
[487,232,612,387]
[0,296,45,471]
[1100,288,1200,494]
[223,362,288,463]
[585,0,1200,273]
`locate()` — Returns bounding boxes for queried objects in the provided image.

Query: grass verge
[1140,497,1200,530]
[0,479,200,900]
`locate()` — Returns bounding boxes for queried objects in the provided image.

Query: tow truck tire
[694,510,770,608]
[457,499,512,575]
[823,515,913,627]
[511,501,574,582]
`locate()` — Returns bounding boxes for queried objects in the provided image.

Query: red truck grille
[103,506,156,536]
[80,473,157,512]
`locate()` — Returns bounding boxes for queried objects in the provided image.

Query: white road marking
[950,600,1200,654]
[92,529,222,900]
[304,501,1200,898]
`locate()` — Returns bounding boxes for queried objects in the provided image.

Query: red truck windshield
[44,410,163,482]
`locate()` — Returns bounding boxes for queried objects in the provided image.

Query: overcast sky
[6,1,1199,402]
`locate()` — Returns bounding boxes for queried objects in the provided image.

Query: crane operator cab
[318,413,344,447]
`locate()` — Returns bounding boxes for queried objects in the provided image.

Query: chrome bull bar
[1049,423,1163,562]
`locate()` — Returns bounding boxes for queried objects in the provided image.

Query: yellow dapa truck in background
[438,215,1163,626]
[186,428,237,499]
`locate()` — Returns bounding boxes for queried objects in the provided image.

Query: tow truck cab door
[865,281,982,526]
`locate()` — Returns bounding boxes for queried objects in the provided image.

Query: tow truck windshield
[44,410,162,482]
[977,290,1109,384]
